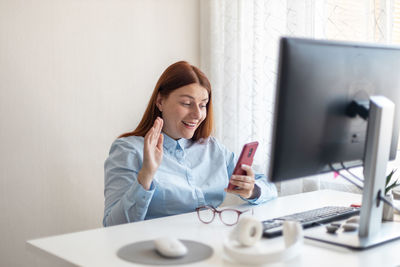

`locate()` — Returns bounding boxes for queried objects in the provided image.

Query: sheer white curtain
[200,0,400,196]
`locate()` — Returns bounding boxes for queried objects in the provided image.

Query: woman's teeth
[183,121,196,127]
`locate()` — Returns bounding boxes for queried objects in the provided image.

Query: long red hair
[119,61,214,140]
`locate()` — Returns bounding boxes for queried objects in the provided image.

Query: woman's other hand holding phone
[225,164,256,199]
[138,117,164,190]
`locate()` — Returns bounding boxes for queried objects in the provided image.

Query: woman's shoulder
[109,135,144,153]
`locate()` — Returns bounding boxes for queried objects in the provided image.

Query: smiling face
[156,83,209,140]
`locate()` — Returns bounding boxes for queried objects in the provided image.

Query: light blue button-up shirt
[103,134,277,227]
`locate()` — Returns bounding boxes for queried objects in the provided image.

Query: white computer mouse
[154,237,188,258]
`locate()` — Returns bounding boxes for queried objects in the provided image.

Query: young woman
[103,61,277,226]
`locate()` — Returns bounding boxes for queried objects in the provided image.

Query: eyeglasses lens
[198,207,214,223]
[220,210,239,225]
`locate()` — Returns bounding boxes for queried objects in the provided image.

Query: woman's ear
[156,93,163,112]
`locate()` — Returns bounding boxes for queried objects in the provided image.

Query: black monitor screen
[269,37,400,182]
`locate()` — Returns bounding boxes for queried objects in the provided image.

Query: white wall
[0,0,200,266]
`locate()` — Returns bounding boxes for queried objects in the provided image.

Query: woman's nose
[191,105,201,118]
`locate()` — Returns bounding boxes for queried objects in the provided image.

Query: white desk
[26,190,400,266]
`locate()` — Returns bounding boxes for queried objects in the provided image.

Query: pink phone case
[228,141,259,190]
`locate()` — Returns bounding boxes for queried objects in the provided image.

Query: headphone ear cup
[283,221,303,247]
[229,217,263,247]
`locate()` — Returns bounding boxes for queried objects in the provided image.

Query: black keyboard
[262,206,360,238]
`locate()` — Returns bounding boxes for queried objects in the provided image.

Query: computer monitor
[269,37,400,183]
[269,37,400,249]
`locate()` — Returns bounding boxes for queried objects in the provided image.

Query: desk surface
[26,190,400,266]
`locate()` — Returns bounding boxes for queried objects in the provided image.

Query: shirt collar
[162,133,191,152]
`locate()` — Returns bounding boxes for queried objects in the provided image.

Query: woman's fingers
[144,126,154,144]
[226,164,256,198]
[228,178,254,190]
[230,164,255,188]
[150,120,159,144]
[142,117,164,175]
[156,117,163,134]
[146,117,163,145]
[241,164,254,177]
[230,175,254,182]
[154,118,163,138]
[157,131,164,150]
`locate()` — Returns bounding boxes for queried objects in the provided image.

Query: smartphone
[227,141,259,190]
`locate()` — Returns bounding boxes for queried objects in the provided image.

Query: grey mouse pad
[117,239,214,265]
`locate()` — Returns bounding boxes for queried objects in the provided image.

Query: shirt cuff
[250,184,261,199]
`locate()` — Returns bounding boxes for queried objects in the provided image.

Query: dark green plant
[385,169,400,195]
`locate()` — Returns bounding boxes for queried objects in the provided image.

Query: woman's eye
[181,103,190,106]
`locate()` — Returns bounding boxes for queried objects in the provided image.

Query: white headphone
[223,217,303,265]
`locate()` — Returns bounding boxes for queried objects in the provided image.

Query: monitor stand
[304,96,400,250]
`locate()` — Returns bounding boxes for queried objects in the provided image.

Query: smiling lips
[182,121,197,128]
